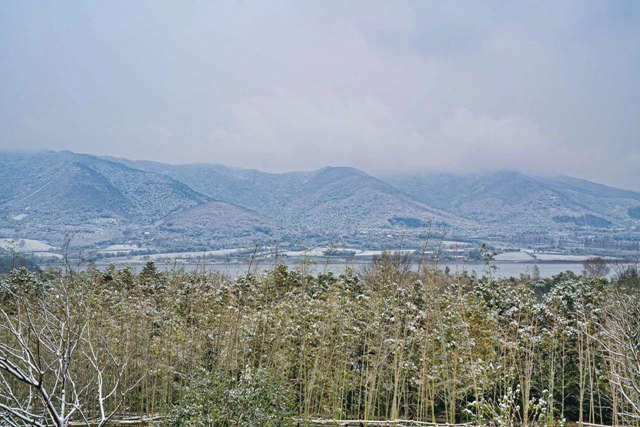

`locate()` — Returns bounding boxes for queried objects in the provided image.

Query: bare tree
[597,294,640,423]
[582,257,610,279]
[0,278,138,426]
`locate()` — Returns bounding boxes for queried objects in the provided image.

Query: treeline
[1,257,640,426]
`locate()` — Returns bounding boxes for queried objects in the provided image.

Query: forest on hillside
[1,256,640,426]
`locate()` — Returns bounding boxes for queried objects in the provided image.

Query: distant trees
[0,244,39,274]
[582,256,610,278]
[1,260,640,424]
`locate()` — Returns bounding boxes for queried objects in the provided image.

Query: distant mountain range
[387,171,640,230]
[1,150,639,255]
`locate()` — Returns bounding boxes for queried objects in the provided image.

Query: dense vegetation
[1,256,640,426]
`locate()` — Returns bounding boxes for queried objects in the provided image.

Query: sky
[1,1,639,189]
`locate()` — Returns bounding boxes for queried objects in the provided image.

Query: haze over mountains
[1,150,640,257]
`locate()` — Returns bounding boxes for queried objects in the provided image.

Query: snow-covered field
[494,251,536,261]
[0,238,57,252]
[533,253,593,262]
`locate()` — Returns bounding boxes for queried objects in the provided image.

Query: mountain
[160,202,276,239]
[386,171,640,231]
[2,150,639,254]
[106,158,467,233]
[103,157,311,219]
[279,167,466,232]
[0,151,208,221]
[0,151,270,246]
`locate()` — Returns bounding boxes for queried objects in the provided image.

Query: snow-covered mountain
[386,171,640,231]
[112,158,467,232]
[0,151,270,247]
[1,151,639,252]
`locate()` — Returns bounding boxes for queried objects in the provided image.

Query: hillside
[108,158,467,233]
[387,171,640,231]
[105,157,311,219]
[283,167,466,232]
[0,151,272,247]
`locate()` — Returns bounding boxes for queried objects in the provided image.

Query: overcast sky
[1,1,639,189]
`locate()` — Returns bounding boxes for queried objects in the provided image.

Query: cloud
[431,109,559,174]
[209,91,406,171]
[0,1,639,188]
[208,90,561,175]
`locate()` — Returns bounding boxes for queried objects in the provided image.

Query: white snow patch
[494,251,536,261]
[533,253,592,262]
[0,238,57,252]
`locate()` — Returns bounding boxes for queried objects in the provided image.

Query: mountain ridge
[1,150,639,253]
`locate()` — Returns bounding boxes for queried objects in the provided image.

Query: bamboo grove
[1,256,640,426]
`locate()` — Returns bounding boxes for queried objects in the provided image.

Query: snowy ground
[0,238,57,252]
[494,251,537,261]
[532,253,593,262]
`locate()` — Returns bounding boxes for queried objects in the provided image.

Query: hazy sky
[1,1,639,189]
